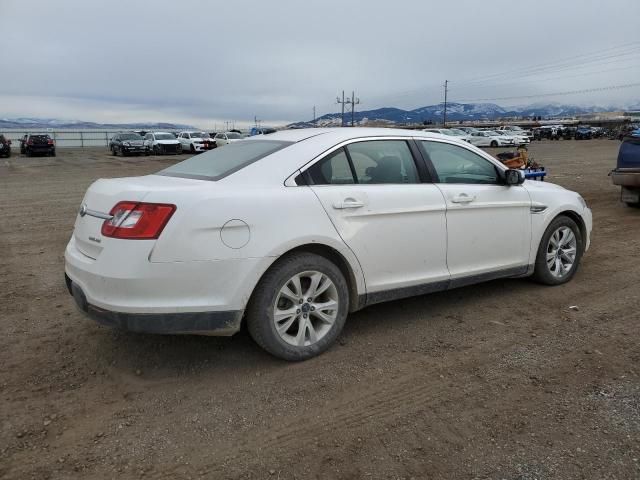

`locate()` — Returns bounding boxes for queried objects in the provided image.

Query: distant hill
[0,117,196,130]
[288,102,616,127]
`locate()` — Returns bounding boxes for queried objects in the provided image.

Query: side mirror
[504,168,525,185]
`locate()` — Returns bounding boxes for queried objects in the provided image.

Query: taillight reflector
[101,201,176,239]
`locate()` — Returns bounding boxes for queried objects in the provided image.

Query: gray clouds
[1,0,639,127]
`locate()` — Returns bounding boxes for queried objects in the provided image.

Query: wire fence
[0,130,132,148]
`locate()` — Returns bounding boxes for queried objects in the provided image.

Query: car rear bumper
[66,274,243,335]
[611,169,640,187]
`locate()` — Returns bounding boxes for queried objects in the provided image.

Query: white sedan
[214,131,244,147]
[423,128,472,143]
[469,131,514,147]
[65,128,592,361]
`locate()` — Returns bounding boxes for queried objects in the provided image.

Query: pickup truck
[611,136,640,207]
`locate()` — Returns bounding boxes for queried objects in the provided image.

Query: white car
[178,131,214,153]
[143,132,182,155]
[214,131,244,147]
[423,128,472,143]
[497,125,534,141]
[469,130,514,147]
[65,128,592,361]
[490,129,529,145]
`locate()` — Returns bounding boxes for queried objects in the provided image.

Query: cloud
[1,0,639,124]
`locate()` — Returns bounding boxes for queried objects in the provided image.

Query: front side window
[346,140,419,184]
[307,148,354,185]
[420,141,499,184]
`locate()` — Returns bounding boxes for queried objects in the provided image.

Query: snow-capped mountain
[288,102,633,128]
[0,117,195,130]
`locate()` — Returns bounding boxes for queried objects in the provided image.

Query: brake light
[101,201,176,239]
[27,139,33,145]
[48,139,54,145]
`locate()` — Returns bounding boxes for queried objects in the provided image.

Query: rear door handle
[333,198,364,209]
[451,194,476,204]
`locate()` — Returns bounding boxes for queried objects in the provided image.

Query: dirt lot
[0,140,638,480]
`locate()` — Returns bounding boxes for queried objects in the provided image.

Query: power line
[454,41,640,87]
[455,82,640,103]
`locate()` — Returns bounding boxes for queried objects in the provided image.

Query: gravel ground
[0,140,638,480]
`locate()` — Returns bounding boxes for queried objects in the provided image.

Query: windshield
[485,131,501,136]
[158,140,293,181]
[192,132,210,139]
[448,129,466,135]
[226,132,242,139]
[155,133,175,140]
[120,134,141,140]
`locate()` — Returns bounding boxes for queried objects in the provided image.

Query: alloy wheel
[546,226,577,278]
[273,271,339,347]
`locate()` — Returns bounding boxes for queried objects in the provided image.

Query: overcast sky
[2,0,639,128]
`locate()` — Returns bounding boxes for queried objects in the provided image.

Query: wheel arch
[249,242,364,314]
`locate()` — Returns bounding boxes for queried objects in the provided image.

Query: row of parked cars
[424,125,532,147]
[108,130,246,156]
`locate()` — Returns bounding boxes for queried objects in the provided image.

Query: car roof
[252,127,447,144]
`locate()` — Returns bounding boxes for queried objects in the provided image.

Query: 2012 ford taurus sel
[65,128,592,360]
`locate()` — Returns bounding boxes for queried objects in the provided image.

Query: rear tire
[112,146,117,156]
[625,201,640,208]
[246,253,349,361]
[176,145,182,154]
[532,215,584,286]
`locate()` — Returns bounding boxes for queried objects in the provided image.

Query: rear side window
[307,148,354,185]
[420,141,499,184]
[158,140,292,181]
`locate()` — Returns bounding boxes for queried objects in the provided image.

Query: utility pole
[443,80,449,127]
[336,90,360,127]
[313,106,316,127]
[336,90,346,126]
[350,91,360,127]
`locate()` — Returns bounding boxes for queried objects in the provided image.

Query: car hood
[156,140,179,145]
[121,140,145,146]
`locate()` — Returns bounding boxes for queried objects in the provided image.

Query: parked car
[0,134,11,158]
[423,128,471,143]
[64,128,592,361]
[611,135,640,207]
[214,131,244,147]
[575,126,592,140]
[22,134,56,156]
[250,127,277,136]
[143,132,182,155]
[109,133,148,156]
[178,131,215,153]
[497,125,533,140]
[469,131,513,147]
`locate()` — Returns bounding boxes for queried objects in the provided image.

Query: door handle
[333,198,364,209]
[451,194,476,204]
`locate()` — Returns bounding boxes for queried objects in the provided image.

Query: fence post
[80,131,84,148]
[105,132,108,147]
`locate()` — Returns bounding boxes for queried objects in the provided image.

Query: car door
[418,139,531,285]
[306,138,449,297]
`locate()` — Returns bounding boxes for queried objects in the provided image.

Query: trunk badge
[79,204,88,217]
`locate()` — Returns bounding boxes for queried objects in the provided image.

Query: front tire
[246,253,349,361]
[190,143,195,154]
[176,144,182,154]
[532,215,584,285]
[490,140,498,147]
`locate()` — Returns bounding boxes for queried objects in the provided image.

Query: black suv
[109,133,148,156]
[0,134,11,158]
[21,134,56,156]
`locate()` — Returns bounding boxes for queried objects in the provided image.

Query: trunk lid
[73,175,203,259]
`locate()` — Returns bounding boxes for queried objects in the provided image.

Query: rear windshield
[157,140,293,181]
[31,134,51,140]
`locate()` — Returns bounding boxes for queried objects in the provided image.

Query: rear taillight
[101,201,176,239]
[48,139,54,145]
[27,139,33,145]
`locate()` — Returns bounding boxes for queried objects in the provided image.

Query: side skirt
[360,265,532,309]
